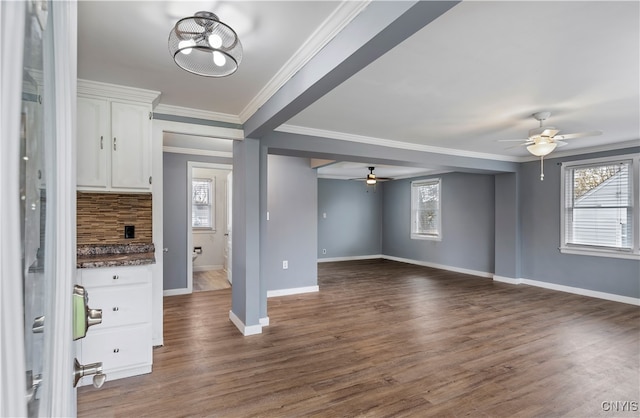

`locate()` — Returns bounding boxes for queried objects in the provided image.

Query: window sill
[411,234,441,242]
[559,247,640,260]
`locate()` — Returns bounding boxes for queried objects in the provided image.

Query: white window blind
[561,155,639,259]
[411,178,441,240]
[192,178,214,229]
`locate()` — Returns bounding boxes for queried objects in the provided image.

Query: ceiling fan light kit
[366,167,377,185]
[168,11,242,77]
[499,111,603,181]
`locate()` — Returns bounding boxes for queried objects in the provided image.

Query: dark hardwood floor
[78,259,640,417]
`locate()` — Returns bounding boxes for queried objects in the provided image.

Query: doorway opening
[187,162,232,292]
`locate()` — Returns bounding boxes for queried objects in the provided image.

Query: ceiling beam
[243,1,460,139]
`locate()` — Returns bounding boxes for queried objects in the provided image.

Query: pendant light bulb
[213,51,226,67]
[208,33,222,48]
[178,39,196,55]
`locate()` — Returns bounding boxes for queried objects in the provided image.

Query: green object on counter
[72,287,86,340]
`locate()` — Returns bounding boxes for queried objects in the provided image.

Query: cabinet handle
[112,307,119,312]
[149,176,152,185]
[112,275,119,280]
[113,137,117,151]
[113,348,120,353]
[100,136,103,150]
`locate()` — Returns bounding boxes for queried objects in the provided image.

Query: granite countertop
[77,243,156,268]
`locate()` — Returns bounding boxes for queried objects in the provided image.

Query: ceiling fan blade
[541,128,560,137]
[555,140,568,147]
[497,139,530,142]
[554,130,603,140]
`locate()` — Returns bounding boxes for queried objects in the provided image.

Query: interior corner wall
[266,155,318,291]
[162,152,233,291]
[317,178,383,259]
[382,172,495,274]
[520,147,640,298]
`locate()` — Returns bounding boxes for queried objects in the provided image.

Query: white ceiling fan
[499,111,602,180]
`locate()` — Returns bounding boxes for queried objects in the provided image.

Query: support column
[229,138,262,335]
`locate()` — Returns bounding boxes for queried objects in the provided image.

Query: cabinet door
[77,96,109,188]
[110,101,151,189]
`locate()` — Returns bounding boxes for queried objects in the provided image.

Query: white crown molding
[529,139,640,162]
[77,78,160,105]
[277,124,522,163]
[154,103,241,125]
[162,146,233,158]
[238,0,371,123]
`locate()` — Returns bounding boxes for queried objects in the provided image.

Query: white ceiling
[78,1,640,178]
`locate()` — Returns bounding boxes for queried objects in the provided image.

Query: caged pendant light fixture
[168,11,243,77]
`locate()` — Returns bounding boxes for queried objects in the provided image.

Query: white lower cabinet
[77,265,152,386]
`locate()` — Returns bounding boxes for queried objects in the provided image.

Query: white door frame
[151,119,242,346]
[1,1,78,415]
[187,162,233,293]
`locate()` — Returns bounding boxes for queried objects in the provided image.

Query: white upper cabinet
[76,80,160,192]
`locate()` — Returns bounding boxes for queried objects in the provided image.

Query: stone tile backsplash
[77,192,152,245]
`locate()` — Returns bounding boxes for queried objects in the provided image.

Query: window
[411,178,441,240]
[192,178,214,229]
[561,154,639,259]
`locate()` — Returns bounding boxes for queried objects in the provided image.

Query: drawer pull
[113,275,119,280]
[113,307,119,312]
[113,348,120,353]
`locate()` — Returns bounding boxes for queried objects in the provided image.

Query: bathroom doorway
[187,162,232,292]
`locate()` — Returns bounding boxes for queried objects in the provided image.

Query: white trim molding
[229,310,262,336]
[277,124,522,163]
[78,78,160,106]
[318,254,382,263]
[162,146,233,159]
[383,255,494,279]
[267,285,320,298]
[154,103,241,125]
[493,276,639,306]
[163,288,191,297]
[239,1,370,122]
[259,317,270,326]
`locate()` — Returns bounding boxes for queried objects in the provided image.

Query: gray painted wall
[317,179,383,259]
[520,147,640,298]
[265,155,318,291]
[162,152,232,291]
[382,172,496,274]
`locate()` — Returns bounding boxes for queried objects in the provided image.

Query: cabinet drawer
[84,284,151,329]
[81,265,151,287]
[81,325,151,373]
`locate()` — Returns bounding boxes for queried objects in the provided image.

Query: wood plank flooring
[78,259,640,417]
[194,269,231,292]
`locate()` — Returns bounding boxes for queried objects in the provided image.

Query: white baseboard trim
[267,285,319,298]
[383,255,493,279]
[492,275,522,285]
[163,288,191,296]
[525,278,639,306]
[493,275,639,306]
[260,317,270,326]
[318,254,382,263]
[228,310,262,336]
[193,264,223,272]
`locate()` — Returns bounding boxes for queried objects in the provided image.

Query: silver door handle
[73,285,103,340]
[163,248,168,253]
[73,358,106,388]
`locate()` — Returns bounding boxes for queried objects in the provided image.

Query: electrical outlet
[282,260,288,269]
[322,249,327,254]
